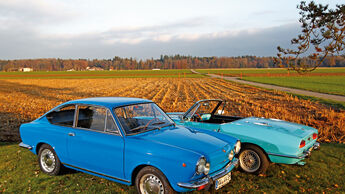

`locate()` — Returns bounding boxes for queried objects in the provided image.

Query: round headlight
[228,150,234,161]
[234,140,241,154]
[196,157,210,175]
[204,162,210,175]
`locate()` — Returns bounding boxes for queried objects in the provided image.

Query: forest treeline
[1,55,344,71]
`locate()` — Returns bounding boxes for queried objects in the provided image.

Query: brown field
[0,78,344,143]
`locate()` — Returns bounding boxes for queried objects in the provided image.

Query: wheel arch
[35,142,48,155]
[131,164,150,185]
[130,163,176,189]
[240,142,271,162]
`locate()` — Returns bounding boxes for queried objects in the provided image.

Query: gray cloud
[0,0,77,29]
[0,20,300,59]
[0,0,302,59]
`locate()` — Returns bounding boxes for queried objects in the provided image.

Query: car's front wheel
[135,166,175,194]
[38,144,62,175]
[238,144,269,175]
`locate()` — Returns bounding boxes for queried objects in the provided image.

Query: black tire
[135,166,175,194]
[238,144,269,175]
[38,144,62,176]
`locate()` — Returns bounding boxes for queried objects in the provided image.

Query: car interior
[189,101,243,124]
[46,109,75,127]
[77,107,105,131]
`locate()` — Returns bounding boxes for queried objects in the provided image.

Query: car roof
[63,97,153,108]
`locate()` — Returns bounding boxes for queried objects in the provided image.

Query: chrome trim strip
[267,142,320,159]
[62,163,130,183]
[19,142,32,150]
[177,158,238,189]
[267,152,308,159]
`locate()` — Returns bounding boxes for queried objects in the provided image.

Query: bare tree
[275,1,345,73]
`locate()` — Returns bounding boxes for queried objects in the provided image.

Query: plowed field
[0,78,344,143]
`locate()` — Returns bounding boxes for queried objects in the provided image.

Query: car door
[67,105,125,180]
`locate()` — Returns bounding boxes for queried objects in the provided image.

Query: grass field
[0,69,204,79]
[242,76,345,96]
[1,142,344,193]
[196,67,345,76]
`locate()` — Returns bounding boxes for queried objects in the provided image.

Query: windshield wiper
[158,123,175,129]
[129,125,147,132]
[151,121,166,125]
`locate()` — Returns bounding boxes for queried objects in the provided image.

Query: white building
[19,67,33,72]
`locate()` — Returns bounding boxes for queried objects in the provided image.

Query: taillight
[299,140,306,148]
[197,184,206,190]
[312,133,317,139]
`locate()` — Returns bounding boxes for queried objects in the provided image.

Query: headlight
[228,150,234,161]
[196,157,210,175]
[204,162,210,175]
[234,140,241,154]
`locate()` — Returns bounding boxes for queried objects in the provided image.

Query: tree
[275,1,345,73]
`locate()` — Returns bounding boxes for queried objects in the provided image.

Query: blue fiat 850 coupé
[19,97,241,193]
[168,99,320,175]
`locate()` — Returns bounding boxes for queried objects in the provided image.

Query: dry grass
[0,78,344,143]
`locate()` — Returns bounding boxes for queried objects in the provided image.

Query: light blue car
[19,97,241,193]
[168,99,320,174]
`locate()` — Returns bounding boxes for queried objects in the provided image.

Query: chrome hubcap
[240,150,261,173]
[40,149,56,172]
[139,174,164,194]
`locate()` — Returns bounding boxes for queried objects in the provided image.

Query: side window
[77,105,106,131]
[46,104,76,127]
[105,110,119,134]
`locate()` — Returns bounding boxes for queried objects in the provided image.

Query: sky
[0,0,342,59]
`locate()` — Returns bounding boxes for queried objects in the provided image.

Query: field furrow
[0,78,344,143]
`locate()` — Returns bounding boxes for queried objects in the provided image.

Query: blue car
[168,99,320,175]
[19,97,241,193]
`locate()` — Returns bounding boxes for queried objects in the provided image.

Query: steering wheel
[192,113,202,122]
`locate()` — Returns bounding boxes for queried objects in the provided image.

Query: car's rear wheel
[238,144,269,175]
[135,166,175,194]
[38,144,62,175]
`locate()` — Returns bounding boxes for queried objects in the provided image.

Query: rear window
[46,104,76,127]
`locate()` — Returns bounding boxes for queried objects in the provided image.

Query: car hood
[231,117,317,138]
[135,125,230,157]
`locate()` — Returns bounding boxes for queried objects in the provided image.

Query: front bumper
[268,142,320,159]
[19,142,32,150]
[177,158,238,189]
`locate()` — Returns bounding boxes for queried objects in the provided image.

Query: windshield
[114,103,174,135]
[184,100,222,121]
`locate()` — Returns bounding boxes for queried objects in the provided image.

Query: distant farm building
[86,66,104,71]
[19,67,33,72]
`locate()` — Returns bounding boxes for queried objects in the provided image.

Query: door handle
[68,132,75,137]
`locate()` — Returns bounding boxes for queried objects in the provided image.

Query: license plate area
[215,172,231,190]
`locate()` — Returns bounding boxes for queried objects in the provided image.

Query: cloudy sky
[0,0,342,59]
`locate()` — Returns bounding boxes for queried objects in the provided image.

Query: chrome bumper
[298,142,320,159]
[177,158,238,189]
[268,142,320,159]
[313,142,320,150]
[19,142,32,150]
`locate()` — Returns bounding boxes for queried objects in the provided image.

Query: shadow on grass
[1,142,344,193]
